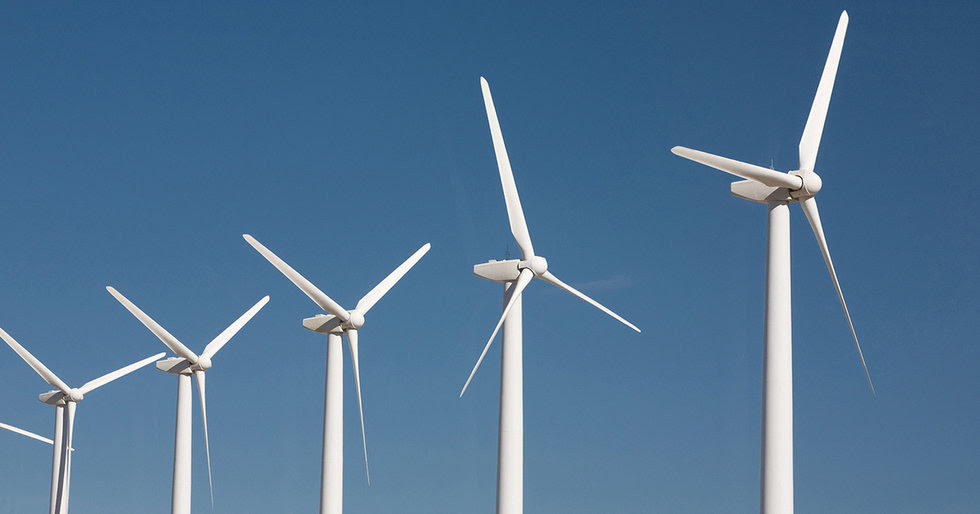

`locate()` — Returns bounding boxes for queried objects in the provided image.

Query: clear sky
[1,1,978,512]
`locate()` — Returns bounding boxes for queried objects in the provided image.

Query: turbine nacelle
[474,259,522,283]
[39,390,68,405]
[156,357,194,375]
[729,169,822,204]
[303,314,344,334]
[39,388,84,405]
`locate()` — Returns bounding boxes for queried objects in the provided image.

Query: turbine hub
[196,356,212,370]
[68,388,84,402]
[521,256,548,276]
[344,310,365,329]
[790,169,822,197]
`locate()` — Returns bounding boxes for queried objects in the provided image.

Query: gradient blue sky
[1,1,978,512]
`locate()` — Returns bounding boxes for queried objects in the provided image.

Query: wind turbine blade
[346,329,370,484]
[481,77,535,259]
[200,296,270,360]
[356,243,431,314]
[77,352,166,395]
[799,11,848,172]
[194,371,215,506]
[0,327,72,395]
[460,268,534,397]
[539,271,641,333]
[799,196,875,396]
[242,235,350,320]
[671,146,803,190]
[106,287,200,364]
[0,422,54,445]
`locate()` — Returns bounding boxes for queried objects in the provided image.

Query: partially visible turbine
[670,11,872,514]
[461,77,640,514]
[0,326,163,514]
[105,286,268,514]
[243,234,430,514]
[1,422,56,446]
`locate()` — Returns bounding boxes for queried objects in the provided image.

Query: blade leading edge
[539,270,641,333]
[799,196,875,396]
[243,235,350,320]
[481,77,535,259]
[346,329,370,484]
[194,370,215,506]
[799,11,848,172]
[201,296,270,360]
[671,146,803,190]
[459,268,534,397]
[0,422,54,445]
[106,287,200,364]
[77,352,167,395]
[355,243,431,314]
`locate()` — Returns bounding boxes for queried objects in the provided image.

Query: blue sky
[1,1,978,512]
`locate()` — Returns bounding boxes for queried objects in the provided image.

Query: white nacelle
[731,180,793,204]
[157,357,193,375]
[304,314,344,334]
[39,390,67,406]
[474,259,522,283]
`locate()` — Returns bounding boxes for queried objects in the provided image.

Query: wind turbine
[105,286,269,514]
[460,77,641,514]
[243,234,430,514]
[0,326,164,514]
[670,11,873,514]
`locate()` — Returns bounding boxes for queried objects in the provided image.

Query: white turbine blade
[460,268,534,397]
[77,352,166,395]
[539,271,641,333]
[356,243,431,314]
[481,77,535,259]
[346,329,370,485]
[106,287,200,364]
[194,371,215,506]
[671,146,803,190]
[0,422,54,445]
[200,296,270,360]
[799,11,848,172]
[243,235,350,320]
[0,327,72,395]
[799,196,875,396]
